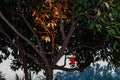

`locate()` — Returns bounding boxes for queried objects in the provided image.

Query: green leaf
[89,23,94,29]
[96,24,102,32]
[15,74,19,80]
[105,34,111,41]
[113,41,118,49]
[116,28,120,34]
[109,28,117,35]
[88,20,95,29]
[100,17,106,23]
[82,0,87,8]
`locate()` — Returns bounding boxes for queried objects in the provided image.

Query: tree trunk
[46,68,53,80]
[20,52,28,80]
[23,56,28,80]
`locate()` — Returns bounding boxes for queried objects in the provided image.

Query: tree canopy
[0,0,120,80]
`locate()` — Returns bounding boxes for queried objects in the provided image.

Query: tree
[0,0,120,80]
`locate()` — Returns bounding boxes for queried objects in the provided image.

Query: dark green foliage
[0,34,11,62]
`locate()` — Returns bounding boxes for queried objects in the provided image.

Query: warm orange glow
[31,0,70,43]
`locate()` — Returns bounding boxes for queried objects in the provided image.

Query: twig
[0,28,45,68]
[0,11,39,53]
[56,3,66,39]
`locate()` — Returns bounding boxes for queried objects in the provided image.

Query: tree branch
[0,11,39,52]
[2,4,50,67]
[21,16,43,51]
[21,15,49,61]
[52,16,78,66]
[0,11,51,71]
[54,65,85,72]
[16,0,44,55]
[38,18,55,55]
[56,3,66,39]
[0,27,45,69]
[16,0,55,67]
[66,18,78,39]
[16,36,29,80]
[16,36,45,69]
[65,44,105,54]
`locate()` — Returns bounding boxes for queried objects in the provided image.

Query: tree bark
[22,56,29,80]
[45,68,53,80]
[20,52,28,80]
